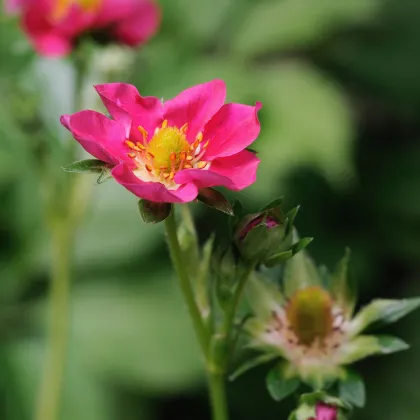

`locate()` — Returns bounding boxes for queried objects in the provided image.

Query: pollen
[51,0,102,20]
[126,120,211,187]
[286,286,333,346]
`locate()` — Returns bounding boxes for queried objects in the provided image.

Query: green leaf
[229,353,278,381]
[138,199,172,224]
[340,335,409,365]
[339,369,366,408]
[349,297,420,336]
[264,250,294,267]
[62,159,111,174]
[197,187,234,215]
[266,362,300,402]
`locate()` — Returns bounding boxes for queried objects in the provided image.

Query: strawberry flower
[236,249,420,404]
[6,0,160,56]
[61,80,262,203]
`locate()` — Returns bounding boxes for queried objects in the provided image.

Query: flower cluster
[6,0,160,56]
[62,80,262,203]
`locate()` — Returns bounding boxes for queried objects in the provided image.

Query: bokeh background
[1,0,420,419]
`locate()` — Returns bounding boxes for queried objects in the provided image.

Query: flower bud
[289,392,350,420]
[234,199,312,266]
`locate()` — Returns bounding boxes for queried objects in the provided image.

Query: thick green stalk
[164,209,209,355]
[208,371,229,420]
[34,225,72,420]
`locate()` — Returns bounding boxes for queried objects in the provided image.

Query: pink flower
[311,403,338,420]
[61,80,262,203]
[6,0,160,57]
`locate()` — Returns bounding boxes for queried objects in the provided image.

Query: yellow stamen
[196,132,203,143]
[180,123,188,133]
[137,126,148,142]
[51,0,101,20]
[125,140,136,149]
[162,120,168,129]
[196,161,207,169]
[145,164,153,173]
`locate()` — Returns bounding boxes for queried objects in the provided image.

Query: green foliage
[2,0,420,418]
[339,369,366,408]
[266,363,300,402]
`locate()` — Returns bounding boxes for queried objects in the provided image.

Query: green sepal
[266,362,300,402]
[264,250,294,267]
[96,168,113,184]
[246,147,258,155]
[291,237,314,255]
[285,205,300,234]
[339,369,366,408]
[283,250,322,298]
[62,158,113,173]
[330,248,356,318]
[260,197,285,212]
[229,353,278,381]
[349,297,420,336]
[138,200,172,224]
[197,187,234,215]
[340,335,409,365]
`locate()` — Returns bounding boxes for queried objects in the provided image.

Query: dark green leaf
[266,363,300,402]
[339,369,366,408]
[197,188,234,215]
[138,200,172,224]
[62,159,111,174]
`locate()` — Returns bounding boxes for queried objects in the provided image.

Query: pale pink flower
[61,80,262,203]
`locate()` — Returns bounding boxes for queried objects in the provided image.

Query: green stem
[34,226,72,420]
[222,262,257,341]
[164,208,209,355]
[208,371,229,420]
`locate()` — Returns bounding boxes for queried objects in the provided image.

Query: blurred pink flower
[6,0,160,56]
[311,403,338,420]
[61,80,262,203]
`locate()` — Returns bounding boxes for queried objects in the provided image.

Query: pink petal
[95,83,163,140]
[30,32,72,57]
[112,164,198,203]
[113,0,161,47]
[163,80,226,142]
[61,111,128,165]
[203,102,262,159]
[316,403,337,420]
[175,150,260,191]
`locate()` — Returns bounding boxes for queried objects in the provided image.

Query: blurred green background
[1,0,420,419]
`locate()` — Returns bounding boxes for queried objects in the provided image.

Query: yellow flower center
[286,286,333,346]
[126,120,210,187]
[51,0,102,20]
